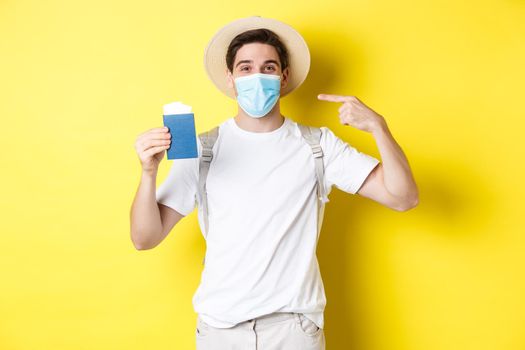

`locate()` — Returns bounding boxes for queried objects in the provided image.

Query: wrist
[141,168,158,178]
[371,115,388,136]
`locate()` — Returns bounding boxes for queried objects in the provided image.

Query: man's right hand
[134,126,171,173]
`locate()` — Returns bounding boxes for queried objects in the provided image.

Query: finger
[339,104,351,113]
[144,145,170,158]
[139,139,171,153]
[138,131,171,144]
[147,127,170,136]
[317,94,348,103]
[149,138,171,147]
[139,127,169,137]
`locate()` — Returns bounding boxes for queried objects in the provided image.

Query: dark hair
[226,28,289,73]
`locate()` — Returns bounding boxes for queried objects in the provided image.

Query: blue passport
[162,113,198,159]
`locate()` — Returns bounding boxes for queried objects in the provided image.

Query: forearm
[129,170,164,249]
[371,118,419,203]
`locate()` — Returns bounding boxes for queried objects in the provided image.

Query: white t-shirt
[156,116,380,329]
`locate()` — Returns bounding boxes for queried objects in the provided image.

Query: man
[130,16,418,350]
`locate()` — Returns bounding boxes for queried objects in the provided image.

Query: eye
[265,66,276,71]
[240,66,249,71]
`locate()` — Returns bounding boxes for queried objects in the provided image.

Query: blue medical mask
[234,73,281,118]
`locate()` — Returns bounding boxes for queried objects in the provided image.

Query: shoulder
[319,126,334,139]
[290,119,332,139]
[318,126,356,148]
[319,126,339,148]
[196,119,230,155]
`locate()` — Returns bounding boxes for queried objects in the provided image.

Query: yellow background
[1,0,524,349]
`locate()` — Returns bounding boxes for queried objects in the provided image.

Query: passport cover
[162,113,198,159]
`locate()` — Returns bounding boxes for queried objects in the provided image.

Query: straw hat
[203,15,311,99]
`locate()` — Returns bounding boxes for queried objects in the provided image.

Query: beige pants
[195,312,326,349]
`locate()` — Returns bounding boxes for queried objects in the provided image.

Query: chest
[206,135,317,204]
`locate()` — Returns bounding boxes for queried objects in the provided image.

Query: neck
[233,100,285,133]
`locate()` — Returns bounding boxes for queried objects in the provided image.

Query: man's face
[226,42,289,98]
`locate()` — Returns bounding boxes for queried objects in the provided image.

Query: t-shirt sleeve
[155,152,199,216]
[320,126,380,195]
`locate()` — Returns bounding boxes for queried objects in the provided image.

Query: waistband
[199,312,302,330]
[242,312,301,327]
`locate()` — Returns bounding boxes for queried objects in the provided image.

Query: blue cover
[162,113,198,159]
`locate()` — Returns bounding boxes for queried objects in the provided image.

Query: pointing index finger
[317,94,348,103]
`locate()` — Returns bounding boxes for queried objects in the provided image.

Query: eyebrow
[235,59,280,68]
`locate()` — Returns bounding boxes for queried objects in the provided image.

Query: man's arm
[130,170,185,250]
[317,93,419,211]
[358,119,418,211]
[130,126,188,250]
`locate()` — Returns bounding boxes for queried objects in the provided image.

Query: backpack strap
[297,123,328,242]
[198,126,219,265]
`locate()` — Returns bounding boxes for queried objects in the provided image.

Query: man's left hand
[317,94,385,133]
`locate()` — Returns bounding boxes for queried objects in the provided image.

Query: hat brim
[203,16,311,99]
